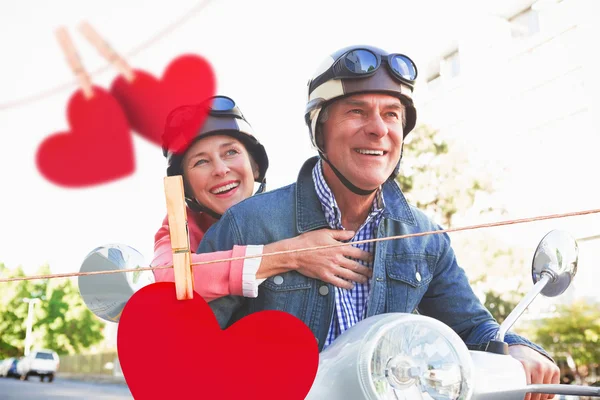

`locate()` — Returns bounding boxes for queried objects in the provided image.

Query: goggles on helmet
[309,48,418,94]
[203,95,245,119]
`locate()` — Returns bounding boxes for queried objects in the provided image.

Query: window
[35,352,54,360]
[427,73,442,91]
[443,51,461,79]
[509,7,540,38]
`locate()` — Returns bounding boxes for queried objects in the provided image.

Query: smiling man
[199,45,559,400]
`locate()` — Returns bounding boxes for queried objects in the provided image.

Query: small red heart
[110,54,216,151]
[117,283,319,400]
[36,87,134,187]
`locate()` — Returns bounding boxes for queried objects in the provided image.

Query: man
[199,45,559,400]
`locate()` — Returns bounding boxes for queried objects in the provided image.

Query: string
[1,207,598,283]
[0,0,216,111]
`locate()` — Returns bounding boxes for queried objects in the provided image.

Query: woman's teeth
[212,182,240,194]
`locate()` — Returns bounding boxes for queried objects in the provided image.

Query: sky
[0,0,598,292]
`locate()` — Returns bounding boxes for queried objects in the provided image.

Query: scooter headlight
[358,314,474,400]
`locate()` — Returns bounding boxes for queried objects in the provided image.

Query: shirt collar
[312,159,385,229]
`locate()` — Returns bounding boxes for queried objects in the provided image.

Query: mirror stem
[494,271,554,342]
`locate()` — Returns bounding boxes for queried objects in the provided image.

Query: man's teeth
[212,182,240,194]
[356,149,384,155]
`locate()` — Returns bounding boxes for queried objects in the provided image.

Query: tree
[0,263,105,358]
[480,286,525,325]
[0,264,32,358]
[397,123,496,228]
[530,301,600,381]
[396,123,532,301]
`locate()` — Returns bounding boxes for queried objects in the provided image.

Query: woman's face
[182,135,257,215]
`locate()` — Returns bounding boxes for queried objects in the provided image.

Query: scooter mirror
[532,230,578,297]
[78,244,155,323]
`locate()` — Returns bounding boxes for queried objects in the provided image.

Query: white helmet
[305,45,418,195]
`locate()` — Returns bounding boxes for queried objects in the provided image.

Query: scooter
[304,230,600,400]
[78,230,600,399]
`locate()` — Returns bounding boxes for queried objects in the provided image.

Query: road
[0,376,133,399]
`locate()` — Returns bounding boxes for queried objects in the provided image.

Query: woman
[152,95,372,301]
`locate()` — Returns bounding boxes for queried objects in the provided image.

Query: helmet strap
[185,177,268,220]
[256,179,267,194]
[318,150,377,196]
[391,144,404,178]
[186,197,222,220]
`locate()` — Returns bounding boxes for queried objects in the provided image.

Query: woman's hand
[261,229,372,290]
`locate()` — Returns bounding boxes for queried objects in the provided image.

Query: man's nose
[212,158,231,177]
[366,113,388,138]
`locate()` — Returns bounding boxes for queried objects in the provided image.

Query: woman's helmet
[162,95,269,218]
[305,45,418,195]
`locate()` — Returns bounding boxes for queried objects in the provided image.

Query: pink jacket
[151,208,247,302]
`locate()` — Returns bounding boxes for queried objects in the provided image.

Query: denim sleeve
[197,210,247,329]
[417,231,554,362]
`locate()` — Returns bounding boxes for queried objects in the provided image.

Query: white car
[16,350,59,382]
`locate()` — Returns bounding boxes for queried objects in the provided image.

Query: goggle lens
[344,50,379,73]
[210,96,236,111]
[389,54,417,80]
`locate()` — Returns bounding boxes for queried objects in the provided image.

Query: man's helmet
[305,45,418,195]
[162,95,269,218]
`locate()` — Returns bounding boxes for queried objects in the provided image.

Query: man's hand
[508,345,560,400]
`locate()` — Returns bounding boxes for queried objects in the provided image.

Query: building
[413,0,599,304]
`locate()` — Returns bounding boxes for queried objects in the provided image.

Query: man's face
[320,93,405,191]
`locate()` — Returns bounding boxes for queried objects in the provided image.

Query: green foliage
[482,287,525,325]
[531,301,600,368]
[397,123,494,227]
[0,263,105,358]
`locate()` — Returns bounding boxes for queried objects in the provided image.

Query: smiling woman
[182,135,257,216]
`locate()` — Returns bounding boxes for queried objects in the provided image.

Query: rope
[1,207,597,283]
[0,0,216,111]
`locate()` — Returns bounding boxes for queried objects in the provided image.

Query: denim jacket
[198,156,549,357]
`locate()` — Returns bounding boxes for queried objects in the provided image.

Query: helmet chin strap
[318,151,377,196]
[318,144,405,196]
[255,179,267,194]
[186,198,222,219]
[186,178,268,219]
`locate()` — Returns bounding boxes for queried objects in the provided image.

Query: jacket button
[273,276,284,285]
[319,285,329,296]
[416,271,422,282]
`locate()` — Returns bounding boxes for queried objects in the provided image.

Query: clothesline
[0,0,215,111]
[1,207,598,283]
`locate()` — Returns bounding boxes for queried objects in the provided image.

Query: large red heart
[110,54,216,151]
[117,282,319,400]
[36,87,134,187]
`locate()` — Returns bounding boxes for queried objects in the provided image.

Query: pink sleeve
[150,215,246,302]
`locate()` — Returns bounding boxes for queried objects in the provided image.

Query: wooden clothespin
[55,27,94,99]
[78,22,136,83]
[164,175,195,300]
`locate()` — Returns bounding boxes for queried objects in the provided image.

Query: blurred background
[0,0,598,397]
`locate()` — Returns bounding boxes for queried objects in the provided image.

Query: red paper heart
[110,54,216,151]
[36,87,134,187]
[118,283,319,400]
